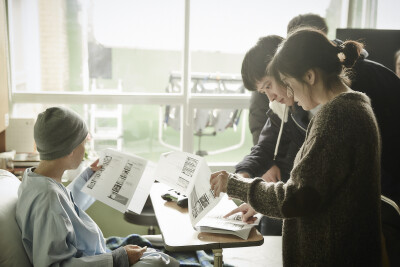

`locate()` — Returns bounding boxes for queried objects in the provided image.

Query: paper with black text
[154,151,261,239]
[154,151,222,225]
[82,148,155,214]
[127,160,157,214]
[195,194,262,239]
[154,151,202,196]
[188,158,221,226]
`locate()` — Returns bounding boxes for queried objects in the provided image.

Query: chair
[381,195,400,267]
[0,170,32,267]
[124,196,158,235]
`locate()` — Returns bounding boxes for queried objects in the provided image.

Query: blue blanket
[106,234,234,267]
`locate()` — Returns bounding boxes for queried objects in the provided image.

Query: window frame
[7,0,385,168]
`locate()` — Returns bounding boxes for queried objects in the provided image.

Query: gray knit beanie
[34,107,89,160]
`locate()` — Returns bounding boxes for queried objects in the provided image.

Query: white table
[150,182,267,267]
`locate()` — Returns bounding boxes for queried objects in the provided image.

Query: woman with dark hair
[210,28,383,266]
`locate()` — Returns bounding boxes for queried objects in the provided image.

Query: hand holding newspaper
[154,151,261,239]
[82,148,156,214]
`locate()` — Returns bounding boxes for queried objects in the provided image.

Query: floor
[223,236,283,267]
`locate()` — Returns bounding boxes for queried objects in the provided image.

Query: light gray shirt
[16,167,113,267]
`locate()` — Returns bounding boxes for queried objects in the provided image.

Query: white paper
[188,159,221,226]
[127,161,157,214]
[82,148,155,213]
[154,151,261,239]
[195,194,261,239]
[154,151,202,195]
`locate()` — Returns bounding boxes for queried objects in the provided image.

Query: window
[376,0,400,29]
[9,0,393,166]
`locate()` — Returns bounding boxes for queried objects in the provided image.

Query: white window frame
[7,0,251,168]
[8,0,381,169]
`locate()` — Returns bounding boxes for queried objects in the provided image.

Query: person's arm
[249,91,270,145]
[235,114,285,178]
[67,160,101,211]
[66,167,96,211]
[29,192,115,267]
[351,58,400,184]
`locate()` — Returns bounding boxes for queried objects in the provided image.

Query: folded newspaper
[153,151,261,239]
[81,148,156,214]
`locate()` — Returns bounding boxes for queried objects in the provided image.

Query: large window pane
[9,103,254,163]
[8,0,360,167]
[9,0,183,93]
[190,0,336,58]
[190,108,253,163]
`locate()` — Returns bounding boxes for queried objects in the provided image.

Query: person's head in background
[268,28,363,111]
[241,35,294,106]
[287,13,328,35]
[395,49,400,78]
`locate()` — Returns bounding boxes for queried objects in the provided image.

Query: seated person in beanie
[15,107,179,267]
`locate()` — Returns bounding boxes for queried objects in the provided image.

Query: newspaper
[82,148,156,214]
[154,151,261,239]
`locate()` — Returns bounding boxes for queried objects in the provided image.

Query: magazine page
[82,148,153,213]
[188,159,221,226]
[195,194,261,239]
[127,160,157,214]
[153,151,202,195]
[154,151,222,226]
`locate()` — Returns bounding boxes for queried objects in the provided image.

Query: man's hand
[124,245,147,265]
[261,165,281,182]
[210,170,229,197]
[224,203,258,224]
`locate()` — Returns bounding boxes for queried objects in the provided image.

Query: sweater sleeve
[111,247,129,267]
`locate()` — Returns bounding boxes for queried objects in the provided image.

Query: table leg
[213,248,223,267]
[148,225,155,235]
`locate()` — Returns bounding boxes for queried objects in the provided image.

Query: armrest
[0,170,32,267]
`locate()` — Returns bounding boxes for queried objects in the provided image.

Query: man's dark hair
[287,13,328,35]
[241,35,284,91]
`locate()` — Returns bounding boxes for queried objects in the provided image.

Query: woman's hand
[224,203,258,224]
[90,159,102,172]
[124,245,147,265]
[210,170,229,197]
